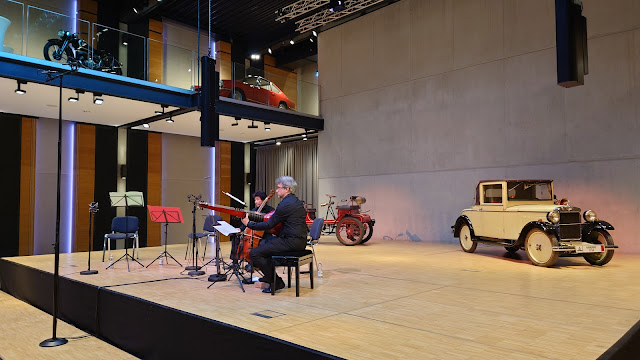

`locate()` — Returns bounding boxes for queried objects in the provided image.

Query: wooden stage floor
[2,236,640,359]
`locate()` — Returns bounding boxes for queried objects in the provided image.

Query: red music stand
[146,205,183,267]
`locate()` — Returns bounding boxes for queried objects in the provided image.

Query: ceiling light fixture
[276,141,282,146]
[268,48,272,54]
[15,80,26,95]
[133,7,138,14]
[329,0,345,12]
[68,89,84,102]
[155,104,167,114]
[264,122,271,131]
[310,38,314,42]
[142,123,150,128]
[289,39,295,45]
[248,121,259,129]
[232,116,240,126]
[93,93,103,105]
[313,30,317,37]
[166,115,174,123]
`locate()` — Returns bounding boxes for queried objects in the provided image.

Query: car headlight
[547,210,560,224]
[583,210,597,222]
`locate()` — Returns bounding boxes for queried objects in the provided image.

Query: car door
[254,77,271,105]
[474,182,505,239]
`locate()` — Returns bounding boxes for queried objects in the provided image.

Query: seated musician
[241,176,307,293]
[238,190,274,240]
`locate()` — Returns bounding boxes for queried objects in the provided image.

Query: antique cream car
[452,180,617,267]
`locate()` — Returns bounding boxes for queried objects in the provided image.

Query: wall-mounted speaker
[120,164,127,179]
[246,173,255,185]
[555,0,588,88]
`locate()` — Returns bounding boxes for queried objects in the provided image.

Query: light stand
[39,62,78,348]
[185,194,205,276]
[80,202,99,275]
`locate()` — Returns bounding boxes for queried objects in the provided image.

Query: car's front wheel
[458,224,477,253]
[583,229,615,266]
[525,229,559,267]
[278,102,288,109]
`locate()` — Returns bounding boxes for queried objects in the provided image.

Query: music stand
[146,205,183,267]
[107,191,144,271]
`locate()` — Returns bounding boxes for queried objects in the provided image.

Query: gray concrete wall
[317,0,640,252]
[162,133,215,245]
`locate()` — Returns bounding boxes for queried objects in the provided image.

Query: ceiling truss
[276,0,387,33]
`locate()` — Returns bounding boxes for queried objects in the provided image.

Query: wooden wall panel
[215,141,231,228]
[147,132,162,247]
[78,0,98,44]
[149,19,163,84]
[216,41,232,82]
[19,117,36,256]
[74,124,96,252]
[264,55,298,108]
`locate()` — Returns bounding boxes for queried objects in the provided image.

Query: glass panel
[0,0,24,55]
[26,5,90,63]
[158,39,195,89]
[92,23,144,79]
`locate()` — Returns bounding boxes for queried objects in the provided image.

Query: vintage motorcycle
[305,194,375,246]
[43,30,123,75]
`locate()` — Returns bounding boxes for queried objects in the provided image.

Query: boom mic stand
[80,202,99,275]
[185,194,205,276]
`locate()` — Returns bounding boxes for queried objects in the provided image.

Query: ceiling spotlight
[68,89,84,102]
[289,40,294,45]
[122,41,128,46]
[251,54,260,60]
[248,121,259,129]
[93,93,103,105]
[276,141,281,146]
[166,115,174,123]
[15,80,26,95]
[268,48,272,54]
[303,136,308,141]
[133,7,138,14]
[312,30,317,37]
[155,104,167,114]
[310,38,314,43]
[232,116,240,126]
[264,122,271,131]
[142,123,150,128]
[329,0,345,12]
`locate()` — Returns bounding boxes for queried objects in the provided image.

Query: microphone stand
[39,62,79,348]
[185,194,205,276]
[80,202,99,275]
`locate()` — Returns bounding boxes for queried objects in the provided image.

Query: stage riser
[0,259,339,359]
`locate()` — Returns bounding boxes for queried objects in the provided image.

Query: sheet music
[213,220,241,236]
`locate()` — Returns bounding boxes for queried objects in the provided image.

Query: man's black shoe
[262,280,286,293]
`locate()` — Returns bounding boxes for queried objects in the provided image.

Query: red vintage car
[219,75,296,110]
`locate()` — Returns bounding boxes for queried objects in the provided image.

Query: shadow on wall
[382,230,422,242]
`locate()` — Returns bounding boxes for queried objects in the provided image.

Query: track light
[264,122,271,131]
[289,39,294,45]
[312,30,317,37]
[142,123,150,128]
[133,7,138,14]
[232,116,240,126]
[268,48,272,54]
[248,121,258,129]
[155,104,167,114]
[310,38,314,43]
[68,89,84,102]
[15,80,26,95]
[93,93,103,105]
[329,0,345,12]
[276,141,281,145]
[166,115,174,123]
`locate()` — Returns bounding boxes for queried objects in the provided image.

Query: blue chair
[186,215,221,261]
[271,217,324,297]
[102,216,139,262]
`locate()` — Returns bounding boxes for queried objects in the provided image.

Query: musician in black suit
[242,176,307,293]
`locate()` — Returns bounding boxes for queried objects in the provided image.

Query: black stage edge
[0,258,342,360]
[598,318,640,360]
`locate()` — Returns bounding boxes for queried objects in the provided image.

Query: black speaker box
[555,0,588,88]
[200,56,219,146]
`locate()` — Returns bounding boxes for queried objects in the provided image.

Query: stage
[1,236,639,359]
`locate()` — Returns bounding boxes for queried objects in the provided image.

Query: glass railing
[92,23,146,79]
[26,5,90,63]
[0,0,24,54]
[218,59,319,116]
[150,38,197,89]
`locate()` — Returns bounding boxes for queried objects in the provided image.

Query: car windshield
[507,181,553,200]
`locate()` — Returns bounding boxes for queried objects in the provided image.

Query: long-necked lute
[198,202,282,236]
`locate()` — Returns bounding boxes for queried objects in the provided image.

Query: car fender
[517,221,557,247]
[582,220,614,239]
[453,215,475,238]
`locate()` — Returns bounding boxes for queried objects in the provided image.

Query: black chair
[186,215,221,261]
[271,217,324,296]
[102,216,139,262]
